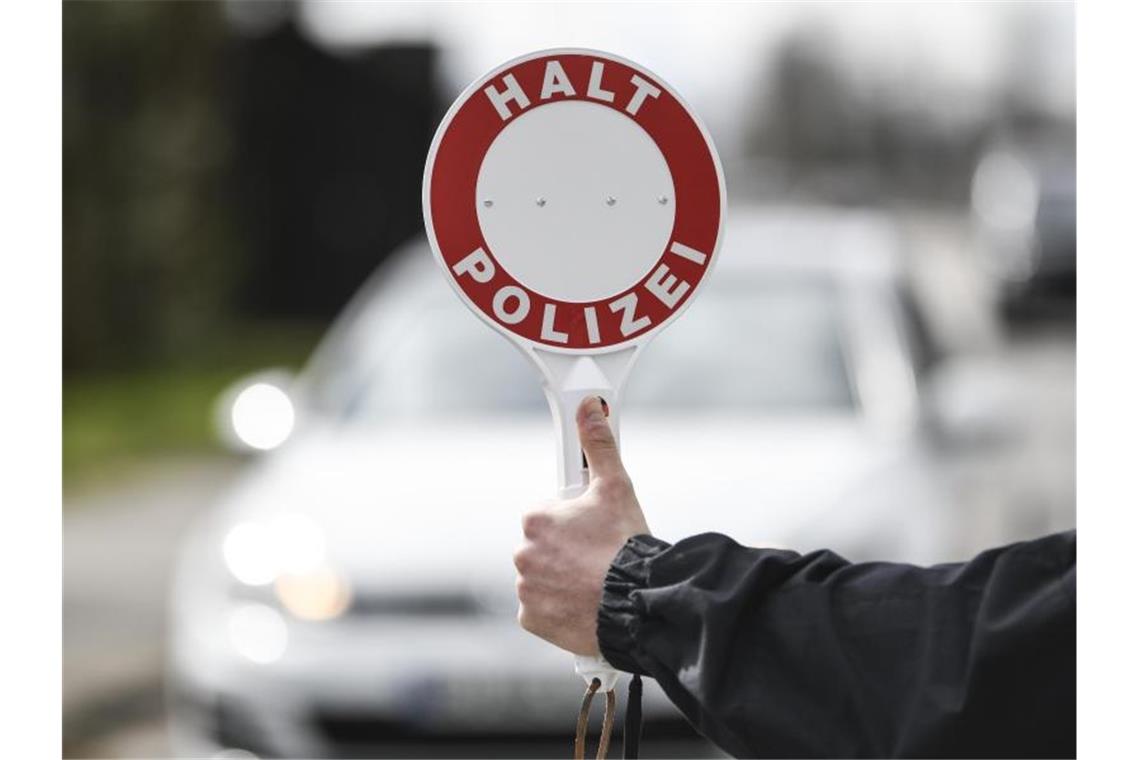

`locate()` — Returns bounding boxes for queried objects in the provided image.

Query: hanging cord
[574,677,617,759]
[623,673,643,759]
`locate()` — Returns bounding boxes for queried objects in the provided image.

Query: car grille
[347,590,486,617]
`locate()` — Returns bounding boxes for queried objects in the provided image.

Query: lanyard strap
[574,677,616,760]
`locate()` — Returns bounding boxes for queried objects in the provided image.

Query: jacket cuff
[597,534,672,674]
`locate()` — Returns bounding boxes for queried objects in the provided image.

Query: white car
[169,206,956,758]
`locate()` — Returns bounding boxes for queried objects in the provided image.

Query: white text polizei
[450,243,708,345]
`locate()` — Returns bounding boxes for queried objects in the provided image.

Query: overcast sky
[229,1,1074,157]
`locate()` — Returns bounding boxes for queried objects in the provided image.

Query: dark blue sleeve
[597,531,1076,758]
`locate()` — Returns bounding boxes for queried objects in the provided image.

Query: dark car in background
[971,142,1076,321]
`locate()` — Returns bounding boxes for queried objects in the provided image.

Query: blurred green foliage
[64,322,323,493]
[64,0,237,371]
[64,367,236,489]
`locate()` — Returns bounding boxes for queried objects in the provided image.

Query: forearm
[596,531,1076,758]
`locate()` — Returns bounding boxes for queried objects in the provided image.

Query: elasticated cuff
[596,534,672,674]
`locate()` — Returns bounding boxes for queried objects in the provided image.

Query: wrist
[595,534,672,674]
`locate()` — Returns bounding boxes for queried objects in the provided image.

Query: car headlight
[274,567,352,621]
[222,513,352,622]
[223,521,279,586]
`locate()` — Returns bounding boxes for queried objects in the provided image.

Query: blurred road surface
[64,457,243,758]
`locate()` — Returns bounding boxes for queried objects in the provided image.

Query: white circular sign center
[476,100,675,303]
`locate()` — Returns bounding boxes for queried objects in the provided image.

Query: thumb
[577,396,626,481]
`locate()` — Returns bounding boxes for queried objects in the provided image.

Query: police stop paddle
[423,47,725,753]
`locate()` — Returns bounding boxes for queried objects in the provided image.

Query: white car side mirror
[214,369,297,453]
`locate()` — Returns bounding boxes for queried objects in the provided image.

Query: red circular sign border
[423,48,725,353]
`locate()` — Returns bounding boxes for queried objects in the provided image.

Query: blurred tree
[763,29,869,168]
[64,1,237,372]
[744,25,995,206]
[65,1,442,373]
[225,19,440,319]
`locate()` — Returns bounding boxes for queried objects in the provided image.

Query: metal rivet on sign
[483,199,494,208]
[658,195,669,205]
[536,197,546,207]
[605,196,617,206]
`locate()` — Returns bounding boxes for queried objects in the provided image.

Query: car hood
[212,414,943,592]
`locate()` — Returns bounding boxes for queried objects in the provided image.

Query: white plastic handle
[575,653,622,692]
[530,347,641,691]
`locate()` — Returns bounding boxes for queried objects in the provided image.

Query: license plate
[398,675,580,729]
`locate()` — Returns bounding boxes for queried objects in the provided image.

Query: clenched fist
[513,396,651,656]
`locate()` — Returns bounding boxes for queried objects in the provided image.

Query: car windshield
[316,271,855,422]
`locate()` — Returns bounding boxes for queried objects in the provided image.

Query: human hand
[513,396,650,656]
